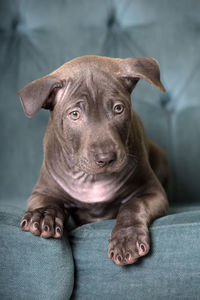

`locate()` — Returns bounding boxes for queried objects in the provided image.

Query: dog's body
[19,56,168,265]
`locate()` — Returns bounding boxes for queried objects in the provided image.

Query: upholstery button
[107,12,120,32]
[107,13,115,28]
[160,92,171,108]
[12,18,19,31]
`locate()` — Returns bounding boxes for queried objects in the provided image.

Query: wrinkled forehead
[63,68,129,106]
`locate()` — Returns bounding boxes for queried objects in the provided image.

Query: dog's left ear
[18,76,64,118]
[119,57,166,93]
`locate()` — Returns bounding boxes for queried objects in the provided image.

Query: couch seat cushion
[70,207,200,300]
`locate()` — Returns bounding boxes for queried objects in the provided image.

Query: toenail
[125,253,130,260]
[33,222,39,229]
[21,220,27,228]
[56,227,61,234]
[44,225,49,232]
[117,255,122,262]
[110,251,114,258]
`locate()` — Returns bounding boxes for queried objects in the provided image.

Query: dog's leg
[108,185,168,265]
[20,193,67,238]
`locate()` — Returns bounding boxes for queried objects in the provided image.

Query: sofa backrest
[1,0,200,205]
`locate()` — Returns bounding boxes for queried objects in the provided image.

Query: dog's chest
[66,177,117,203]
[63,171,130,204]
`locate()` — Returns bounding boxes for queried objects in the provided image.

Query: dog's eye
[113,104,124,114]
[69,111,80,120]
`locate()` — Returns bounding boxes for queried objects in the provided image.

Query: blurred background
[0,0,200,209]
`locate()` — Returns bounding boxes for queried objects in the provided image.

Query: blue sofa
[0,1,200,299]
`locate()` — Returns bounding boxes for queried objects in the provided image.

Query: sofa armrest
[0,205,74,300]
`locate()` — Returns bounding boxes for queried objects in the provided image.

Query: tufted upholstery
[1,0,200,205]
[0,1,200,299]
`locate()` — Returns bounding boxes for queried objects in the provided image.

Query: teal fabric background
[1,0,200,205]
[0,0,200,299]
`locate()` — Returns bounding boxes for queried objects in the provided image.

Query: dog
[19,55,168,266]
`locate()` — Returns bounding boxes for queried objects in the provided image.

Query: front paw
[20,207,65,238]
[108,226,150,266]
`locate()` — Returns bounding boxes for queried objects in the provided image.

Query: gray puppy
[19,56,168,266]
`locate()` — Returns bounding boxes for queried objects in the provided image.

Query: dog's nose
[94,152,117,168]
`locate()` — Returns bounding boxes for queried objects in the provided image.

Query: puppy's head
[18,56,165,175]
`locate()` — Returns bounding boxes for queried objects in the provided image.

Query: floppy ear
[18,76,64,118]
[119,57,166,93]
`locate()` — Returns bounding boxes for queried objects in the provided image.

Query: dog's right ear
[18,76,64,118]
